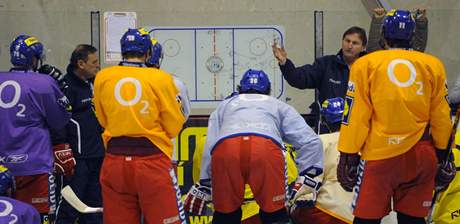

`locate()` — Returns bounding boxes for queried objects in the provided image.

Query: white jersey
[172,75,191,119]
[316,133,396,223]
[200,93,323,180]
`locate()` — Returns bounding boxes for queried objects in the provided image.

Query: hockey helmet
[146,39,163,68]
[321,97,345,124]
[0,165,12,195]
[239,69,271,94]
[383,9,415,40]
[10,34,45,67]
[120,28,152,55]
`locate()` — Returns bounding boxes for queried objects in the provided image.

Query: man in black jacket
[272,26,367,133]
[56,44,103,224]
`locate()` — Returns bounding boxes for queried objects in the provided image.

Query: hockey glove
[289,174,322,214]
[38,64,68,90]
[337,152,360,192]
[184,181,212,215]
[435,149,456,192]
[53,144,76,177]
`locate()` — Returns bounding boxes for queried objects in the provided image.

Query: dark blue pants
[56,157,103,224]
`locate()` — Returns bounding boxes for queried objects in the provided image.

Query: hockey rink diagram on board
[147,26,286,108]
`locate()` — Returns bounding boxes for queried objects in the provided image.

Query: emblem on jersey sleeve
[176,94,186,116]
[57,95,72,112]
[347,81,355,93]
[342,96,354,125]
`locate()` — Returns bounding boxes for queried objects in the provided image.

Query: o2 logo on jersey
[0,80,26,117]
[0,199,19,223]
[114,77,149,114]
[387,59,423,95]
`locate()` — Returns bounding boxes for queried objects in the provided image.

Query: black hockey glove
[38,64,68,90]
[435,149,456,191]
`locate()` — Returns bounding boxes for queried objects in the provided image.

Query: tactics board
[147,26,286,109]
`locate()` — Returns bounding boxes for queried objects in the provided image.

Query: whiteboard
[103,12,137,62]
[147,26,286,109]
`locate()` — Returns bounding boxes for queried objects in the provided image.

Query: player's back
[93,66,186,158]
[0,71,71,175]
[345,49,450,159]
[213,94,307,147]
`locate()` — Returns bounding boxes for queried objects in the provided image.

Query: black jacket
[280,50,351,115]
[63,66,104,158]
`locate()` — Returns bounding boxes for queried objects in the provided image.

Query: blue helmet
[383,9,415,40]
[10,35,45,67]
[321,97,345,124]
[0,165,12,195]
[239,69,271,94]
[120,28,152,55]
[146,39,163,68]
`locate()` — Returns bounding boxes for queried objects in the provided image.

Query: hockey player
[290,98,397,224]
[0,34,74,223]
[55,44,104,224]
[93,28,188,224]
[146,38,190,119]
[0,165,41,224]
[184,69,323,224]
[337,9,455,224]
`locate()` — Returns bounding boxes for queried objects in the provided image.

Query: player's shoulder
[0,71,57,91]
[411,51,443,65]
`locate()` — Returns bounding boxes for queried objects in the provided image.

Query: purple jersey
[0,71,71,176]
[0,196,41,224]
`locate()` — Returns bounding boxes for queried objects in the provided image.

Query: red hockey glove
[53,144,76,177]
[435,149,456,191]
[184,182,212,215]
[337,152,360,192]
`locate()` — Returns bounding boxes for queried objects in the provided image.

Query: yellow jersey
[93,65,186,158]
[339,49,451,160]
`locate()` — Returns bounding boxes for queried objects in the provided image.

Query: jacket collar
[335,49,347,66]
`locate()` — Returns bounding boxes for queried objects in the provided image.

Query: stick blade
[61,186,103,213]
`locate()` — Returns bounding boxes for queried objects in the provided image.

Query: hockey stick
[61,186,103,213]
[427,105,460,223]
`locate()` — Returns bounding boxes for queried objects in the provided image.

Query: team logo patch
[347,81,355,93]
[342,96,354,125]
[57,95,72,112]
[24,37,39,46]
[0,154,28,163]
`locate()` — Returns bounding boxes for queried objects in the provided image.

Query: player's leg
[290,206,349,224]
[81,157,103,223]
[352,158,398,222]
[56,158,89,223]
[247,136,288,224]
[396,212,425,224]
[211,137,246,223]
[242,214,262,224]
[393,141,437,221]
[99,153,141,224]
[137,153,186,224]
[213,208,243,224]
[13,173,57,224]
[353,217,381,224]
